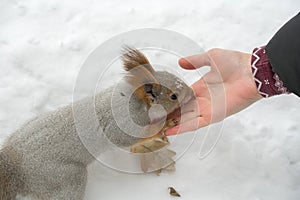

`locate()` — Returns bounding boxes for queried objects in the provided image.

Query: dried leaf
[130,133,169,153]
[168,187,181,197]
[130,133,176,174]
[140,154,150,173]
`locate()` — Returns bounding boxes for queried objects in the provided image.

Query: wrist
[251,45,290,98]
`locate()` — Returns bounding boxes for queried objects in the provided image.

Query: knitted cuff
[251,45,290,98]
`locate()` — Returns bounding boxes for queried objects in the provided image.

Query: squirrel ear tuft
[121,46,155,73]
[122,46,160,106]
[124,65,160,106]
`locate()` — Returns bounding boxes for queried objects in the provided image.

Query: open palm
[166,48,262,136]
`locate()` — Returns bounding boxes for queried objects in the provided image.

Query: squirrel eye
[170,93,178,100]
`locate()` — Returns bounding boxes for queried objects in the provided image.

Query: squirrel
[0,47,194,200]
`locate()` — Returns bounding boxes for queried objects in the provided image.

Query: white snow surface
[1,0,300,199]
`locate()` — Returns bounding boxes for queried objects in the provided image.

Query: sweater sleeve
[265,12,300,96]
[251,45,290,97]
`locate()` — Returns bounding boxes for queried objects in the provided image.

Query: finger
[178,52,211,70]
[165,117,208,136]
[180,97,199,115]
[172,96,209,125]
[172,109,200,128]
[167,97,200,125]
[191,78,210,97]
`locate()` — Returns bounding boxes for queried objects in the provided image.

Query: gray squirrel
[0,48,194,200]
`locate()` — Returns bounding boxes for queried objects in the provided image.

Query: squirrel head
[121,47,194,123]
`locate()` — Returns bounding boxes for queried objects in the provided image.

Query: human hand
[165,48,262,136]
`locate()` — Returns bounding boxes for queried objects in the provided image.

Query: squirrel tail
[0,147,22,200]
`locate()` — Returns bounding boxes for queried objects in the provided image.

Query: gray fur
[0,61,194,200]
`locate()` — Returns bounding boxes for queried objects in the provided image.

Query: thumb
[178,52,211,70]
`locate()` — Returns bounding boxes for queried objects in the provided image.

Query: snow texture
[1,0,300,199]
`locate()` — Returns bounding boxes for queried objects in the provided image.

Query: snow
[1,0,300,199]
